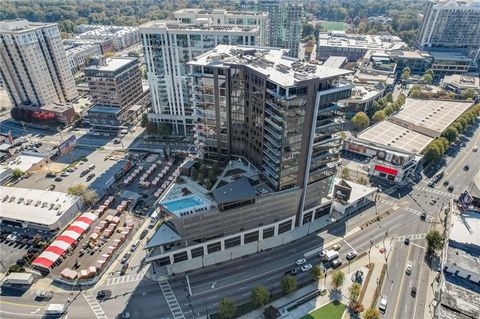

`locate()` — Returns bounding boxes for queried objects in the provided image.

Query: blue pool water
[162,197,203,212]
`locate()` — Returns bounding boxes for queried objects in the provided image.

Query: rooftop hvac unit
[9,196,16,202]
[35,200,41,207]
[18,197,24,204]
[49,203,55,210]
[2,195,8,202]
[55,204,61,210]
[26,199,33,205]
[42,202,48,208]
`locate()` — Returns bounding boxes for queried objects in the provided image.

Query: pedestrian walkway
[105,272,144,286]
[416,186,455,198]
[394,233,427,242]
[159,279,185,319]
[83,291,108,319]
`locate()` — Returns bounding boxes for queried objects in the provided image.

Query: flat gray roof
[212,177,256,205]
[145,223,181,249]
[356,121,434,154]
[393,99,473,134]
[84,57,137,72]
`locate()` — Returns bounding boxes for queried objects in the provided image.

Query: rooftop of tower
[189,45,351,87]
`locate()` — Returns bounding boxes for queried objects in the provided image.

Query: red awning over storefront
[374,165,398,176]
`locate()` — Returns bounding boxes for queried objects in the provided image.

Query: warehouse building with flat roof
[0,186,83,231]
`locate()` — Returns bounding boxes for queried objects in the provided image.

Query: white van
[88,164,95,170]
[379,296,388,313]
[46,304,66,315]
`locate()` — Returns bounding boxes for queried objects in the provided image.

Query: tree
[384,92,393,103]
[140,113,148,128]
[371,101,382,113]
[351,112,369,130]
[67,184,87,196]
[128,51,139,57]
[212,162,220,174]
[204,179,213,190]
[461,88,477,100]
[402,67,411,74]
[426,229,444,255]
[82,189,99,206]
[401,70,410,81]
[423,73,433,85]
[12,168,25,179]
[311,265,324,282]
[372,110,386,122]
[363,308,380,319]
[350,301,365,314]
[104,51,115,58]
[341,167,350,179]
[263,305,280,319]
[349,282,362,302]
[422,142,442,163]
[281,275,297,294]
[441,126,459,143]
[199,164,208,177]
[424,69,434,77]
[330,271,345,290]
[208,170,216,183]
[197,173,204,184]
[218,298,236,319]
[357,176,368,185]
[251,286,269,307]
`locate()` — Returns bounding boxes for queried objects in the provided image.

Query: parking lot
[0,225,53,272]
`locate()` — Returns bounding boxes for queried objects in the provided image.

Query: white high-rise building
[0,19,78,108]
[140,11,264,135]
[415,0,480,67]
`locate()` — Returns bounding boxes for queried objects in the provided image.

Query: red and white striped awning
[32,212,98,269]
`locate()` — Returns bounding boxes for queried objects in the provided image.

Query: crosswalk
[105,272,144,286]
[83,292,108,319]
[159,280,185,319]
[416,186,455,198]
[394,233,427,242]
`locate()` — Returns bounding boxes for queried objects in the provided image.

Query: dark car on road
[404,238,410,245]
[447,185,454,192]
[411,286,417,297]
[46,172,56,178]
[139,229,148,240]
[96,290,111,300]
[120,263,129,276]
[80,170,89,177]
[54,177,63,182]
[86,173,96,181]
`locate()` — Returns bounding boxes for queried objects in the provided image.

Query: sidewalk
[238,245,389,319]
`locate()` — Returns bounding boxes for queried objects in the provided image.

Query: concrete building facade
[65,43,102,74]
[140,19,261,135]
[0,19,78,108]
[415,0,480,68]
[240,0,303,58]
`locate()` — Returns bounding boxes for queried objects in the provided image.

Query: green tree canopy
[441,126,459,143]
[363,307,381,319]
[281,275,297,294]
[330,270,345,290]
[461,88,477,100]
[349,282,362,302]
[351,112,370,130]
[12,168,25,179]
[310,265,324,282]
[426,229,444,255]
[401,70,411,81]
[423,73,433,84]
[384,92,393,103]
[218,298,236,319]
[341,167,350,179]
[424,69,434,77]
[372,110,386,122]
[251,286,270,307]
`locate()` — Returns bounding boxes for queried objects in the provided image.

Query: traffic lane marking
[392,244,413,319]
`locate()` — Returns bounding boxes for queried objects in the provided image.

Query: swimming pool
[162,196,204,212]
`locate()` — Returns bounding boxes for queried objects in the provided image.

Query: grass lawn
[320,21,348,31]
[301,302,346,319]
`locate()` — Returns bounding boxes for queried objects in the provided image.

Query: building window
[191,247,204,258]
[302,212,313,224]
[244,231,259,244]
[158,256,171,266]
[263,227,275,239]
[207,241,221,253]
[314,205,331,220]
[278,220,292,234]
[173,251,188,263]
[225,236,241,248]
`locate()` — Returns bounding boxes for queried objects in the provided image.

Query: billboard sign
[58,135,77,155]
[334,181,352,203]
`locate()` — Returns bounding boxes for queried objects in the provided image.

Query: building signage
[374,165,398,176]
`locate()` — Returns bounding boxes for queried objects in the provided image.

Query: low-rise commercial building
[441,74,480,97]
[345,98,474,184]
[65,43,102,74]
[317,31,406,62]
[340,83,386,118]
[0,186,83,231]
[74,25,140,50]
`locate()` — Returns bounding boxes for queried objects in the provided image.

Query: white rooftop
[392,99,473,135]
[449,211,480,246]
[140,20,259,34]
[84,57,137,72]
[0,19,56,33]
[318,32,406,51]
[0,153,46,172]
[357,121,434,154]
[189,45,352,87]
[0,186,82,227]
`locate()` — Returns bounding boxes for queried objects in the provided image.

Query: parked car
[411,286,417,297]
[295,258,307,266]
[121,253,131,264]
[86,173,96,181]
[130,241,139,252]
[301,264,312,272]
[379,296,388,313]
[80,170,88,177]
[331,244,341,251]
[139,229,148,240]
[464,165,470,171]
[46,184,55,191]
[67,167,75,173]
[346,251,357,260]
[284,269,298,276]
[60,172,69,177]
[447,185,454,192]
[46,172,56,178]
[113,139,121,144]
[332,259,343,268]
[443,180,449,186]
